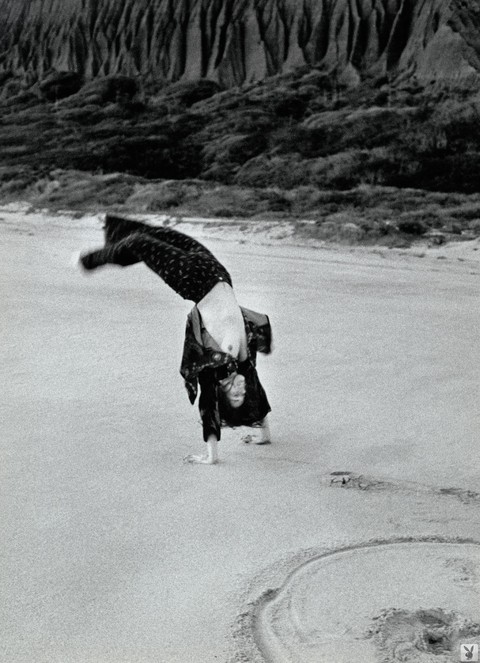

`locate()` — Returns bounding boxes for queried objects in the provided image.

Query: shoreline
[2,201,480,277]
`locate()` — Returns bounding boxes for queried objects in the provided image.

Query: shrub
[468,219,480,235]
[164,79,222,107]
[265,192,291,212]
[397,218,428,235]
[235,155,309,188]
[269,92,308,119]
[442,220,463,234]
[39,71,84,101]
[59,76,139,107]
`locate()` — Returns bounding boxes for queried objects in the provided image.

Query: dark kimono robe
[180,306,272,441]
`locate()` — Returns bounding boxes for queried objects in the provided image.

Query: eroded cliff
[2,0,480,199]
[1,0,479,87]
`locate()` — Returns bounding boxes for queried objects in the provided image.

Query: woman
[79,214,272,464]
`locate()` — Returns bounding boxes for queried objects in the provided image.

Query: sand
[1,204,480,663]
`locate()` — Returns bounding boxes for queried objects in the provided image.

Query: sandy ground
[1,204,480,663]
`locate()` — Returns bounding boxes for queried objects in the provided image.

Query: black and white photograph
[1,1,480,661]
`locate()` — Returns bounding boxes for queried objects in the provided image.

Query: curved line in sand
[251,536,480,662]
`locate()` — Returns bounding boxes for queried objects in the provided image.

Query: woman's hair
[217,371,269,427]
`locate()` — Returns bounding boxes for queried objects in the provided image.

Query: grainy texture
[2,208,480,662]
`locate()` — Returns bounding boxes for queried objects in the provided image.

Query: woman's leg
[104,214,217,259]
[81,232,231,302]
[80,238,141,269]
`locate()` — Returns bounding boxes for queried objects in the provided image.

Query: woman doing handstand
[79,214,272,464]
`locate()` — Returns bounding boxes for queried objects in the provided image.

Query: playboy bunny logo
[460,643,478,662]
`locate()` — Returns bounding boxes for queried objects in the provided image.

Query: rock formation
[0,0,479,89]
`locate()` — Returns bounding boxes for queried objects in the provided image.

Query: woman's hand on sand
[183,438,219,465]
[183,453,218,465]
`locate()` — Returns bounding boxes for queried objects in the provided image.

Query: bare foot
[243,433,271,445]
[256,417,272,445]
[183,454,218,465]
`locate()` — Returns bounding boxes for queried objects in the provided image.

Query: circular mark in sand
[255,541,480,662]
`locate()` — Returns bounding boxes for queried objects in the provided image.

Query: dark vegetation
[2,68,480,245]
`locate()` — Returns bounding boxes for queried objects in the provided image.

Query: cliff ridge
[1,0,480,88]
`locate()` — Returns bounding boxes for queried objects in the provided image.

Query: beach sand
[1,205,480,662]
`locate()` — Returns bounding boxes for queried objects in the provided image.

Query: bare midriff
[197,281,248,361]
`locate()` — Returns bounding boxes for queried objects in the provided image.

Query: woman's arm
[184,435,219,465]
[183,368,221,465]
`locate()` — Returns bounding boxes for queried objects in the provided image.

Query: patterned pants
[81,215,232,302]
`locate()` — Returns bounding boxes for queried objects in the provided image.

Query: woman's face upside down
[219,373,246,408]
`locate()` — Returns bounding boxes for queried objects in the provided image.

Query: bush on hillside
[397,218,428,235]
[39,71,84,101]
[161,79,222,108]
[3,71,480,195]
[59,76,139,107]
